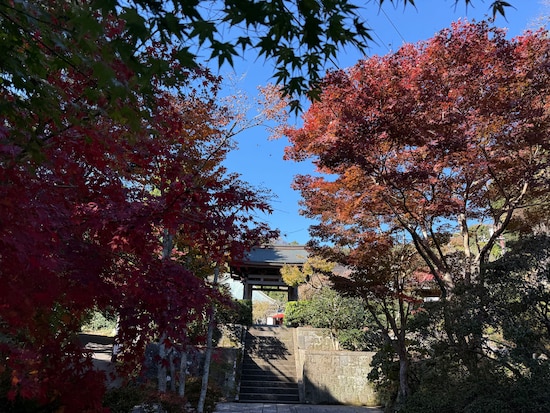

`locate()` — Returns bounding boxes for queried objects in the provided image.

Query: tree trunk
[197,266,219,413]
[390,334,410,410]
[170,349,176,392]
[178,349,187,397]
[158,332,168,393]
[158,229,173,393]
[397,354,410,404]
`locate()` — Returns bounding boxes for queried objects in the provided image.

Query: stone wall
[293,327,379,406]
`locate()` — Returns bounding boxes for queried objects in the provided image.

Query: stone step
[241,368,296,380]
[240,326,299,404]
[240,374,296,383]
[240,384,299,395]
[242,354,295,363]
[245,335,293,343]
[247,348,293,359]
[243,361,295,368]
[241,373,296,383]
[246,328,293,335]
[245,350,293,359]
[242,364,295,373]
[240,380,298,389]
[245,338,293,347]
[246,330,293,336]
[239,392,300,403]
[248,361,292,369]
[244,344,292,352]
[247,326,292,332]
[246,338,294,344]
[246,326,293,336]
[244,352,294,359]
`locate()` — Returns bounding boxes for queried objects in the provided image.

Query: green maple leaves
[0,0,515,118]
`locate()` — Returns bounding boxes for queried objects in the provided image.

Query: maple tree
[330,239,426,406]
[285,19,550,388]
[281,255,334,289]
[0,0,514,114]
[0,22,277,413]
[0,0,523,408]
[286,19,550,297]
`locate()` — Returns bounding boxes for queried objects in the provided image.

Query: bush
[401,360,550,413]
[103,379,221,413]
[337,328,377,351]
[284,300,311,327]
[234,300,253,326]
[103,384,147,413]
[184,378,222,413]
[367,344,400,411]
[81,309,117,334]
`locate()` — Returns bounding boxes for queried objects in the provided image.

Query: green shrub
[284,300,311,327]
[103,384,147,413]
[81,309,117,333]
[337,328,377,351]
[234,300,253,326]
[184,378,222,413]
[401,361,550,413]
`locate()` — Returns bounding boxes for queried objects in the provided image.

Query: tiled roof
[243,245,308,266]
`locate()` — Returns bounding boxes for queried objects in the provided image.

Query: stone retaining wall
[293,327,379,406]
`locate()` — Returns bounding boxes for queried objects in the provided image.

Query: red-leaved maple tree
[286,19,550,297]
[0,18,276,413]
[285,19,550,383]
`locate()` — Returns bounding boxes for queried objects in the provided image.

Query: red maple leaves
[0,16,276,413]
[286,20,550,297]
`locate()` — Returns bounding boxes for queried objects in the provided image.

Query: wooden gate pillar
[288,286,298,301]
[243,282,253,300]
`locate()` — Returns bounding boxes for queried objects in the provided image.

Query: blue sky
[221,1,548,245]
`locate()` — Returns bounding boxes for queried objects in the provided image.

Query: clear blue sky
[221,1,548,245]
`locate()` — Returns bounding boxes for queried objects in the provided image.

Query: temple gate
[229,245,308,302]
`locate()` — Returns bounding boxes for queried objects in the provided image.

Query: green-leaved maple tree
[0,0,514,114]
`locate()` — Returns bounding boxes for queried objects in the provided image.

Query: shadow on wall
[294,328,380,407]
[303,372,338,405]
[301,354,379,406]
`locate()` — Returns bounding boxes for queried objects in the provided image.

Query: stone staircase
[239,326,300,403]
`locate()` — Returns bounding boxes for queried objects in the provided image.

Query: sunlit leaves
[0,0,515,117]
[286,20,550,297]
[281,256,335,287]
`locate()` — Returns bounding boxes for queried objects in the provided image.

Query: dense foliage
[285,20,550,411]
[397,235,550,412]
[0,1,514,112]
[0,0,523,410]
[0,19,276,413]
[285,288,378,351]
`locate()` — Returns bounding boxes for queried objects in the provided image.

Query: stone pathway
[79,333,121,388]
[214,402,383,413]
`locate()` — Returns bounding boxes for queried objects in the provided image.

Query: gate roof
[230,245,308,280]
[241,245,307,267]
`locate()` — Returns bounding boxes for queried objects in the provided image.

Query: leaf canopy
[0,0,515,114]
[285,20,550,296]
